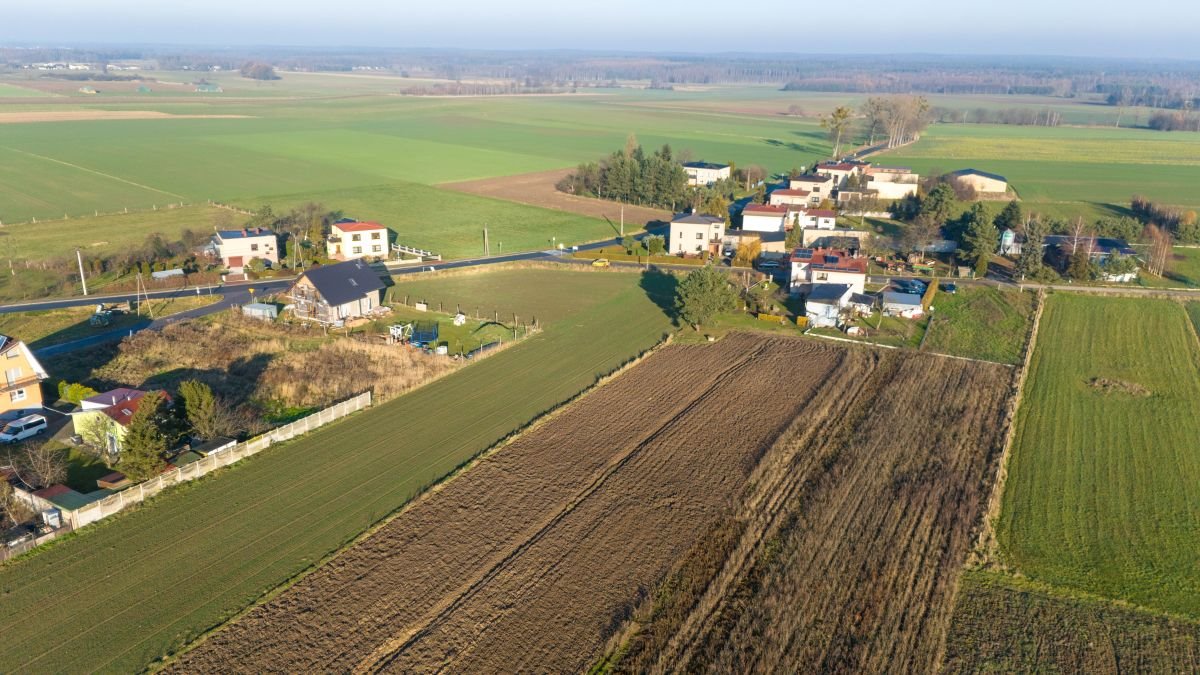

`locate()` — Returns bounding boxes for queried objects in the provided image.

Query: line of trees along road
[556,140,690,211]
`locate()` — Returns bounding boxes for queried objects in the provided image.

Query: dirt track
[172,333,847,673]
[440,169,673,227]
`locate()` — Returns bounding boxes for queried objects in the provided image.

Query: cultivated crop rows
[172,333,846,672]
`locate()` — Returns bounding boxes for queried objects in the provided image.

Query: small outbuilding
[881,291,925,318]
[242,302,279,321]
[948,168,1008,197]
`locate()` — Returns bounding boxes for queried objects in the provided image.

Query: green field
[924,286,1035,364]
[997,294,1200,618]
[879,124,1200,215]
[0,204,223,261]
[0,267,675,672]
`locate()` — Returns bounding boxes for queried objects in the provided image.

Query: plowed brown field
[172,334,1012,673]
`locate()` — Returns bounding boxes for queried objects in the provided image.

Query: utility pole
[483,224,490,256]
[620,204,625,237]
[76,248,89,296]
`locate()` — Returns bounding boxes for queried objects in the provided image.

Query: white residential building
[864,166,920,200]
[768,188,813,207]
[213,228,279,274]
[326,221,390,260]
[741,204,788,233]
[682,162,731,187]
[787,174,834,201]
[669,213,726,255]
[789,247,868,294]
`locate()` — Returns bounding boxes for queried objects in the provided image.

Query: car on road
[756,260,781,271]
[0,414,47,443]
[939,282,958,294]
[591,258,611,268]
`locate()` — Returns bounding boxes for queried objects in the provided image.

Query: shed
[242,302,279,321]
[150,268,185,280]
[881,291,925,318]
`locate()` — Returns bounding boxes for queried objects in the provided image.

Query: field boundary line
[1,146,187,200]
[156,332,677,672]
[806,328,1014,368]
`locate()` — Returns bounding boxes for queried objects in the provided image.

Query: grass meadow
[997,294,1200,618]
[923,286,1035,364]
[0,267,675,672]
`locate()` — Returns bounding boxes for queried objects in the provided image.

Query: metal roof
[297,259,386,307]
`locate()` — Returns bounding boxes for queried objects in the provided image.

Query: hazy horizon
[4,0,1198,60]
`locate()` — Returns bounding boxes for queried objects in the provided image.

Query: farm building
[948,168,1008,196]
[803,283,853,327]
[1044,235,1139,282]
[242,303,279,321]
[790,247,867,294]
[213,227,279,275]
[741,204,788,233]
[864,166,919,200]
[999,228,1024,255]
[682,161,730,186]
[669,212,726,255]
[0,335,48,416]
[287,259,386,326]
[326,220,390,260]
[881,292,925,318]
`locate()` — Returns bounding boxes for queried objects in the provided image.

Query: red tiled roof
[99,391,171,427]
[771,188,811,197]
[790,247,868,273]
[790,174,832,183]
[334,221,387,233]
[743,204,788,214]
[33,484,72,499]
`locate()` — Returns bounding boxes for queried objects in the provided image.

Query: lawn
[811,312,928,349]
[238,182,624,259]
[0,295,222,350]
[997,294,1200,618]
[922,286,1035,364]
[0,267,676,673]
[0,204,225,262]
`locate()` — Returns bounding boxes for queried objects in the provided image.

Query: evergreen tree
[1067,248,1097,281]
[993,199,1023,233]
[1015,219,1046,280]
[180,380,219,440]
[920,183,957,224]
[676,265,737,329]
[961,203,998,265]
[117,393,168,482]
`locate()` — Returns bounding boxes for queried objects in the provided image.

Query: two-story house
[288,259,386,326]
[669,212,726,255]
[213,227,279,275]
[0,336,48,415]
[326,220,391,260]
[682,162,731,187]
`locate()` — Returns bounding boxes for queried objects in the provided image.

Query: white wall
[742,213,785,233]
[218,235,279,268]
[670,221,725,254]
[808,269,865,294]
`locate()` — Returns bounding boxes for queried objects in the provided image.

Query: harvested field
[650,351,1012,673]
[942,571,1200,673]
[172,334,1013,674]
[171,333,852,672]
[440,168,672,227]
[0,110,250,124]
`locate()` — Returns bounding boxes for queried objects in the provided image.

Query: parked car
[591,258,611,268]
[756,260,781,271]
[0,414,47,443]
[939,282,958,294]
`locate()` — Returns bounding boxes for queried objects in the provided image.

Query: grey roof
[1043,235,1136,256]
[298,259,385,307]
[949,168,1007,183]
[217,227,275,239]
[849,293,875,306]
[882,291,923,307]
[672,213,725,225]
[682,161,729,170]
[806,283,851,303]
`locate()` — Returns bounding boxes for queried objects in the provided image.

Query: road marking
[1,146,187,200]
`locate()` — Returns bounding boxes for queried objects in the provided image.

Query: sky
[4,0,1199,60]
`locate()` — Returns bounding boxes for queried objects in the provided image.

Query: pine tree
[117,393,168,482]
[180,380,219,440]
[676,265,737,329]
[993,199,1023,233]
[1015,219,1046,279]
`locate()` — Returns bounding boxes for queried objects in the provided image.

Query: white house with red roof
[787,174,834,200]
[768,188,814,207]
[792,208,837,230]
[71,388,171,459]
[741,204,789,233]
[789,247,867,294]
[326,220,391,260]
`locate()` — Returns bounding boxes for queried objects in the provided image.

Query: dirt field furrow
[171,334,840,673]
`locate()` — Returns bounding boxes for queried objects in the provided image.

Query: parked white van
[0,414,47,443]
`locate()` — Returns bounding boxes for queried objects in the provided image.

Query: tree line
[555,140,691,211]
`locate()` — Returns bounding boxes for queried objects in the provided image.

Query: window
[5,350,17,359]
[371,232,381,240]
[695,232,703,240]
[372,245,382,253]
[352,234,362,242]
[352,246,362,254]
[250,244,259,252]
[9,389,25,402]
[5,367,20,385]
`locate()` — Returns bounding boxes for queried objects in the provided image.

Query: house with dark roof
[670,212,726,255]
[682,161,731,186]
[212,227,279,275]
[802,283,853,327]
[287,259,386,325]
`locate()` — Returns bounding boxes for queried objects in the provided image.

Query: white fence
[65,391,372,530]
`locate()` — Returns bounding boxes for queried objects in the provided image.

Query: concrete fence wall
[65,391,372,530]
